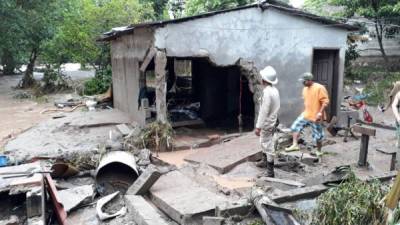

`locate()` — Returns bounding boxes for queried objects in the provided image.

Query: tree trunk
[375,19,389,64]
[1,49,17,75]
[19,49,38,88]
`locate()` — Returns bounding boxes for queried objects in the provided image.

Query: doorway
[312,49,340,118]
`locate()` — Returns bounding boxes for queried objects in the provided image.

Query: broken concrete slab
[0,161,43,194]
[5,111,127,163]
[116,124,132,136]
[202,216,224,225]
[125,195,170,225]
[58,185,94,212]
[150,171,233,224]
[69,110,131,128]
[126,165,161,195]
[184,133,261,174]
[215,200,253,217]
[270,185,329,204]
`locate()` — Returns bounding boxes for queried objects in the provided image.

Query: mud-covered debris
[58,185,94,212]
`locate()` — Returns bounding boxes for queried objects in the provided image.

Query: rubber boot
[255,153,267,168]
[266,160,275,177]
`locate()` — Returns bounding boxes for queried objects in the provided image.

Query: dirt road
[0,75,52,147]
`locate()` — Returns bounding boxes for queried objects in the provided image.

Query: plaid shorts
[290,115,324,143]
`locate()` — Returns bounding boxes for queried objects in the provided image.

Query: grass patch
[311,172,387,225]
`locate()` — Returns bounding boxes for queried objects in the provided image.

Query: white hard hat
[260,66,278,85]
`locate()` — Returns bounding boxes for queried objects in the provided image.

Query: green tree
[304,0,400,63]
[16,0,64,88]
[0,1,26,75]
[46,0,154,71]
[184,0,254,16]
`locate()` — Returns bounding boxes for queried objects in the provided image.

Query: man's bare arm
[392,92,400,122]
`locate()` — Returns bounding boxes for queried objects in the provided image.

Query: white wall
[154,7,349,123]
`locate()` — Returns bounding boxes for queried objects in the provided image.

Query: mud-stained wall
[153,8,348,124]
[111,28,154,125]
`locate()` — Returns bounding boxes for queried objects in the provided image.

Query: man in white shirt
[254,66,280,177]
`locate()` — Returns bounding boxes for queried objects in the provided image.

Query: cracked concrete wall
[111,28,155,125]
[153,7,348,124]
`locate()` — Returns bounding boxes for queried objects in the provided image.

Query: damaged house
[100,0,358,130]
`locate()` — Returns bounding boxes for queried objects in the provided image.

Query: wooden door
[312,50,339,118]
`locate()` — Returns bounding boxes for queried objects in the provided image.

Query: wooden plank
[352,125,376,136]
[357,119,396,131]
[259,177,305,187]
[139,48,156,72]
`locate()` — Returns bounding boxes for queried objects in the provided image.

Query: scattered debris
[58,185,94,212]
[96,191,126,221]
[251,187,300,225]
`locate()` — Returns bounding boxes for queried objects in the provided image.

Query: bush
[311,173,387,225]
[83,66,112,95]
[345,66,400,105]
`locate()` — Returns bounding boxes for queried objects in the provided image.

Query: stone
[202,216,225,225]
[126,165,161,195]
[125,195,170,225]
[58,185,94,212]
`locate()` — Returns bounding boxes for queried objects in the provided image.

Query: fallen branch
[40,104,85,114]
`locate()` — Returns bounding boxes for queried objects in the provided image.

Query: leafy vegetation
[83,66,112,95]
[129,121,174,151]
[311,172,387,225]
[304,0,400,63]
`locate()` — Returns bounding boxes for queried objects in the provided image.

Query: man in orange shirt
[285,72,330,155]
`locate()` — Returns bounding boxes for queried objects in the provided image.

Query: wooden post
[358,134,369,166]
[155,50,167,123]
[353,125,376,167]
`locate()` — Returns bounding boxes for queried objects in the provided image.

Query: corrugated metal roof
[99,0,359,41]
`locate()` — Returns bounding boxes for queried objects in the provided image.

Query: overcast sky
[290,0,304,8]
